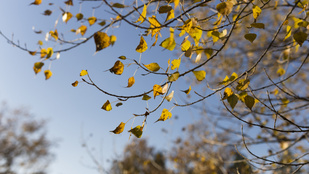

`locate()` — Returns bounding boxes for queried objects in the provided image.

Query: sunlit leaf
[62,12,73,23]
[160,37,176,51]
[236,79,250,91]
[277,68,286,76]
[193,70,206,81]
[49,29,58,40]
[33,62,44,74]
[128,125,143,138]
[110,60,124,75]
[38,40,43,46]
[153,84,163,99]
[88,16,97,26]
[44,70,52,80]
[80,70,88,76]
[110,35,117,46]
[244,33,257,43]
[168,72,180,82]
[30,0,42,5]
[72,80,78,87]
[148,16,161,37]
[227,94,238,109]
[110,122,125,134]
[127,76,135,88]
[101,100,112,111]
[182,86,191,95]
[189,26,203,45]
[136,36,148,53]
[94,32,110,52]
[284,25,292,41]
[244,95,255,110]
[135,4,147,24]
[76,13,84,21]
[144,63,160,72]
[29,51,37,56]
[222,87,233,100]
[165,9,175,22]
[181,19,192,33]
[46,47,53,59]
[162,84,168,94]
[155,109,172,122]
[76,25,87,36]
[165,91,174,102]
[252,5,262,19]
[181,38,191,52]
[171,58,181,70]
[142,94,151,101]
[293,31,307,46]
[40,48,47,58]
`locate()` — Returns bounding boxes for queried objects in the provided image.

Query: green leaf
[244,33,257,43]
[193,70,206,81]
[144,63,160,72]
[293,31,307,46]
[112,3,126,8]
[168,72,180,82]
[227,94,238,109]
[244,95,255,110]
[116,102,123,107]
[250,23,265,29]
[216,1,234,16]
[142,94,151,101]
[128,126,143,138]
[76,13,84,21]
[158,5,172,13]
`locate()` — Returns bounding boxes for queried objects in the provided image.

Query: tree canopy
[1,0,309,172]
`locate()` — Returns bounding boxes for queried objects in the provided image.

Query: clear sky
[0,1,214,173]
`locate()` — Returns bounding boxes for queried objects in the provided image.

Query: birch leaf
[110,122,125,134]
[102,100,112,111]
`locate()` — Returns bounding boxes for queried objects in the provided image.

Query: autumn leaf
[252,5,262,19]
[127,76,135,88]
[128,125,143,138]
[33,62,44,74]
[216,1,234,16]
[80,70,88,76]
[193,70,206,81]
[236,79,250,91]
[30,0,42,5]
[49,29,58,40]
[112,3,126,8]
[101,100,112,111]
[62,12,73,23]
[168,72,180,82]
[155,109,172,122]
[118,56,126,60]
[284,25,292,41]
[244,33,257,43]
[64,0,73,6]
[189,26,203,45]
[165,9,175,22]
[88,16,97,26]
[171,58,181,70]
[94,32,110,52]
[136,36,148,53]
[40,48,47,58]
[158,5,172,13]
[72,81,78,87]
[109,60,124,75]
[148,16,161,37]
[204,48,213,59]
[98,20,106,26]
[165,91,174,102]
[29,51,37,56]
[182,86,191,95]
[44,70,52,80]
[76,13,84,21]
[160,37,176,51]
[135,4,147,24]
[153,84,163,98]
[46,47,53,59]
[142,94,151,101]
[162,84,168,94]
[76,25,87,36]
[110,35,117,46]
[110,122,125,134]
[277,68,285,76]
[181,38,191,52]
[144,63,160,72]
[222,87,233,100]
[116,102,123,107]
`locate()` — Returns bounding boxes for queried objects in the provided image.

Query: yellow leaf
[110,122,125,134]
[236,79,250,91]
[33,62,44,74]
[155,109,172,122]
[38,40,43,46]
[168,72,180,82]
[181,38,191,52]
[214,14,223,26]
[110,60,124,75]
[29,51,37,56]
[65,0,73,6]
[46,47,53,59]
[148,16,161,37]
[80,70,88,76]
[72,81,78,87]
[49,29,58,40]
[193,70,206,81]
[62,12,73,23]
[244,33,257,43]
[76,13,84,21]
[40,48,47,58]
[189,26,203,45]
[76,25,87,36]
[128,125,143,138]
[101,100,112,111]
[94,32,110,52]
[181,19,192,34]
[30,0,42,5]
[171,58,181,70]
[277,68,286,76]
[182,86,191,95]
[142,94,151,101]
[293,31,307,46]
[252,5,262,19]
[136,36,148,53]
[88,16,97,26]
[144,63,160,72]
[135,4,147,24]
[223,87,233,100]
[284,25,292,41]
[165,9,175,22]
[216,1,234,16]
[165,91,174,102]
[160,37,176,51]
[44,70,52,80]
[174,0,179,8]
[153,84,163,99]
[211,31,220,43]
[110,35,117,46]
[127,76,135,88]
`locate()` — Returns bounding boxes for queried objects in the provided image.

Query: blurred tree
[0,103,53,174]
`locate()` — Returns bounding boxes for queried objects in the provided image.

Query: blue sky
[0,0,216,173]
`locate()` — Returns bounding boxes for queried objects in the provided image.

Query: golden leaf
[94,32,110,52]
[33,62,44,74]
[182,86,191,95]
[44,70,52,80]
[101,100,112,111]
[142,94,151,101]
[148,16,161,37]
[136,36,148,53]
[168,72,180,82]
[30,0,42,5]
[110,60,124,75]
[222,87,233,100]
[144,63,160,72]
[65,0,73,6]
[88,16,97,26]
[110,35,117,46]
[72,81,79,87]
[252,5,262,19]
[46,47,53,59]
[80,70,88,76]
[155,109,172,122]
[110,122,126,134]
[49,29,58,40]
[76,13,84,21]
[127,76,135,88]
[135,4,147,24]
[171,58,181,70]
[76,25,87,36]
[153,84,163,98]
[62,12,73,23]
[193,70,206,81]
[40,48,47,58]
